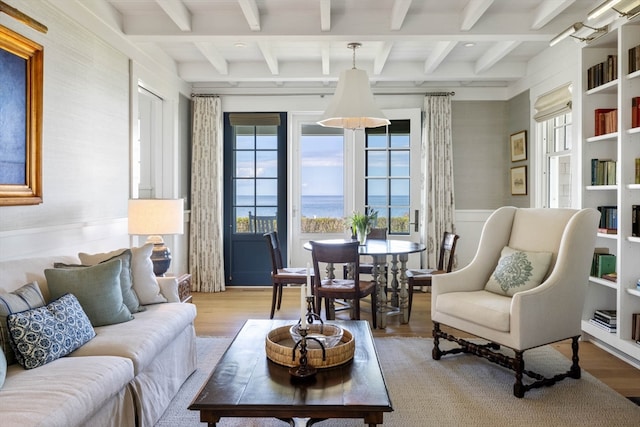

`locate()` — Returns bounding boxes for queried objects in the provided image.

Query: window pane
[256,125,278,149]
[235,179,254,204]
[235,151,255,177]
[256,151,277,177]
[390,133,409,148]
[367,134,387,149]
[390,151,409,177]
[367,151,387,177]
[235,126,254,149]
[300,124,345,233]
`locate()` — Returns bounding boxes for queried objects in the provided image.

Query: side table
[177,273,192,303]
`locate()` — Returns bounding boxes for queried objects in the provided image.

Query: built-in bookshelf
[581,20,640,367]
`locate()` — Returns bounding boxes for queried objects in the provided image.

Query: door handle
[409,209,419,232]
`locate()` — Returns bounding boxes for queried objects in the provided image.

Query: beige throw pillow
[79,244,167,305]
[484,246,553,297]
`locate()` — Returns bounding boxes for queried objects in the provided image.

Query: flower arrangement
[347,209,378,244]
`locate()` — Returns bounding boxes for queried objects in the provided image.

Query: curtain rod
[190,91,455,97]
[425,91,455,96]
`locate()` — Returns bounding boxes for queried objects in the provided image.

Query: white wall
[0,1,189,273]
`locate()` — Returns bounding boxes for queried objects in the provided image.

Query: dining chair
[311,240,377,326]
[406,232,459,321]
[264,231,311,319]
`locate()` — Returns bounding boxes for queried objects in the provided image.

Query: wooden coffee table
[189,319,393,426]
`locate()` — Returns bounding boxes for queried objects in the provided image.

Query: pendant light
[318,43,390,130]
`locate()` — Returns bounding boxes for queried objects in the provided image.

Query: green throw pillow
[484,246,553,296]
[0,282,46,365]
[45,259,133,327]
[55,249,143,313]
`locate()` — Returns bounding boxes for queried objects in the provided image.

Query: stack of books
[589,309,617,333]
[596,205,617,233]
[591,249,616,278]
[591,160,617,186]
[593,109,618,136]
[587,55,618,89]
[633,313,640,345]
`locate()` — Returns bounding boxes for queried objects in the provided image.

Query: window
[365,120,411,234]
[299,124,345,233]
[542,113,572,208]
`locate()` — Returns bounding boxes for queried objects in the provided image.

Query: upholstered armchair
[431,206,600,397]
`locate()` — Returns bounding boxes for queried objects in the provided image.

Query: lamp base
[146,236,172,276]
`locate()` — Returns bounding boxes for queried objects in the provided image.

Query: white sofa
[0,251,197,427]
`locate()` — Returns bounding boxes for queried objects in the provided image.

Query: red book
[594,108,616,136]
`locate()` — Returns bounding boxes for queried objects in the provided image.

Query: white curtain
[190,96,225,292]
[421,95,456,268]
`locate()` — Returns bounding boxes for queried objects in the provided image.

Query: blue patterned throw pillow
[484,246,553,297]
[7,293,96,369]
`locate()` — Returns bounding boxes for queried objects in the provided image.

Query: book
[597,206,617,231]
[589,318,617,332]
[594,312,617,325]
[632,313,640,341]
[594,109,617,136]
[636,158,640,184]
[601,272,617,282]
[595,309,617,319]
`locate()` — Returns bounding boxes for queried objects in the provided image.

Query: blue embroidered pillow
[7,293,96,369]
[484,246,553,297]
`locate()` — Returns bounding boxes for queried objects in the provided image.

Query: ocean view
[235,195,410,218]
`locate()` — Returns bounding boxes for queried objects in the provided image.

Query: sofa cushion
[1,355,134,427]
[0,346,5,389]
[0,282,46,365]
[55,248,144,313]
[79,244,167,305]
[69,302,196,374]
[45,259,134,327]
[7,294,96,369]
[436,290,512,332]
[484,246,552,296]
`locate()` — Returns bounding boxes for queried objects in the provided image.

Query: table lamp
[128,199,184,276]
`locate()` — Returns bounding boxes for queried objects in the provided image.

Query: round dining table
[304,238,426,328]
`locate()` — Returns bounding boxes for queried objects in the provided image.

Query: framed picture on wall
[510,130,527,162]
[510,166,527,195]
[0,25,44,206]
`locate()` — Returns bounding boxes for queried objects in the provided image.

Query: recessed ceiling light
[464,42,475,47]
[234,42,246,48]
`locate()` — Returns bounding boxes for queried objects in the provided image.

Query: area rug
[156,337,640,426]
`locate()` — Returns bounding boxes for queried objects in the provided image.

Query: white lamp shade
[317,68,390,130]
[128,199,184,235]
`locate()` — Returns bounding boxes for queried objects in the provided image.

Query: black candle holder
[290,297,326,379]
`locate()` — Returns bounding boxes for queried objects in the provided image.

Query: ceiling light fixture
[588,0,624,20]
[317,42,389,130]
[589,0,640,20]
[549,22,608,47]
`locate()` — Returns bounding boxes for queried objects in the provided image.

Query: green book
[596,254,616,278]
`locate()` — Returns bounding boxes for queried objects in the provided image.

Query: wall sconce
[317,42,390,130]
[128,199,184,276]
[588,0,640,21]
[549,22,608,47]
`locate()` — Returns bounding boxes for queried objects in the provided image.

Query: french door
[288,109,422,268]
[223,113,287,285]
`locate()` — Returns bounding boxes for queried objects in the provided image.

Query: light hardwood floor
[192,286,640,398]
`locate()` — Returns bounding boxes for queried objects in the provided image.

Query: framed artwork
[510,166,527,195]
[510,130,527,162]
[0,25,43,206]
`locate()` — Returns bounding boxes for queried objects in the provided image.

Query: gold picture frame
[0,25,43,206]
[510,130,527,162]
[511,166,527,195]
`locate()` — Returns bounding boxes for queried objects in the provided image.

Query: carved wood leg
[570,336,581,379]
[513,350,525,398]
[398,253,409,324]
[432,322,442,360]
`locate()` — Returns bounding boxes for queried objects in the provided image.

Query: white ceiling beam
[320,0,331,32]
[530,0,575,30]
[460,0,495,31]
[155,0,191,31]
[321,43,331,75]
[258,41,279,75]
[424,41,458,74]
[373,42,394,75]
[194,42,228,75]
[474,40,521,74]
[390,0,412,31]
[238,0,260,31]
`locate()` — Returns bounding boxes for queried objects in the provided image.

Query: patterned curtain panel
[421,95,456,268]
[190,96,225,292]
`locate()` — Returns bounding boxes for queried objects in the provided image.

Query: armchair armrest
[157,276,180,302]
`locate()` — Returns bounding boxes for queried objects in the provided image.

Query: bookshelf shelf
[585,185,617,191]
[581,22,640,367]
[586,133,618,142]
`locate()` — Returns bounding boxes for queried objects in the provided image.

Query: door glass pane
[545,112,572,208]
[365,120,411,234]
[300,124,344,233]
[232,125,278,233]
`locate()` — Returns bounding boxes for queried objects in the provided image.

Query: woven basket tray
[265,324,355,368]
